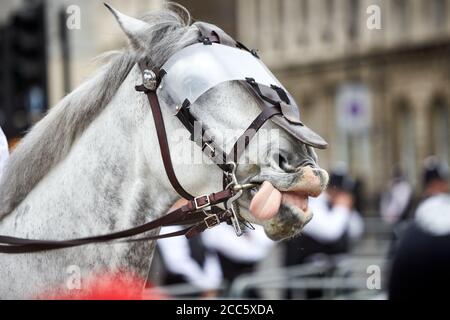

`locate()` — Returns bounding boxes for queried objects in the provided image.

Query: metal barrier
[146,283,227,298]
[228,255,389,299]
[146,216,393,300]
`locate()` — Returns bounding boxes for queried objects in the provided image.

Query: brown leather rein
[0,33,284,254]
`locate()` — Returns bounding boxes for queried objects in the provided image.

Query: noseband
[0,24,325,253]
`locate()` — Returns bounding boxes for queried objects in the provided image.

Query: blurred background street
[1,0,449,299]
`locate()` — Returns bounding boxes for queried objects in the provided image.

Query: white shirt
[380,180,413,224]
[415,194,450,236]
[202,224,275,263]
[158,225,223,290]
[0,127,8,181]
[303,193,364,244]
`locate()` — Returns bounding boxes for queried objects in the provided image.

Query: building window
[392,0,409,36]
[432,0,447,30]
[395,103,416,185]
[430,99,450,164]
[322,0,334,42]
[348,0,360,41]
[275,0,285,49]
[297,0,309,45]
[255,0,263,49]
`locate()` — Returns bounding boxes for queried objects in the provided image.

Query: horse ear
[104,3,150,51]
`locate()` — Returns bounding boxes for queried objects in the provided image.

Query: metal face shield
[157,43,328,149]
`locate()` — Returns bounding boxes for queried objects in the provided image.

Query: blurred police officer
[283,168,364,298]
[389,156,449,249]
[380,166,415,225]
[285,168,364,266]
[156,199,223,298]
[389,194,450,299]
[202,223,274,298]
[389,157,450,299]
[157,225,223,297]
[421,156,449,199]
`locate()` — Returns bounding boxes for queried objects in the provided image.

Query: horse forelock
[0,5,201,220]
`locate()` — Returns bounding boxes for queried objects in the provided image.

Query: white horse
[0,6,328,299]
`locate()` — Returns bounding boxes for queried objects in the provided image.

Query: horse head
[109,4,329,241]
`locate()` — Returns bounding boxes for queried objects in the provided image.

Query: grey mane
[0,4,200,220]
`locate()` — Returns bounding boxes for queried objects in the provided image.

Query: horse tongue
[249,181,282,220]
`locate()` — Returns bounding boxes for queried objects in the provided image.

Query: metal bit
[225,189,244,237]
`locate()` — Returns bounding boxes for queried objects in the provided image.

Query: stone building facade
[235,0,450,199]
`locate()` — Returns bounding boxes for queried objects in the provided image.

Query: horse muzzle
[242,166,328,240]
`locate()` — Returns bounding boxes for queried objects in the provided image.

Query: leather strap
[0,188,233,253]
[229,105,282,163]
[194,22,236,47]
[137,79,195,200]
[175,102,228,170]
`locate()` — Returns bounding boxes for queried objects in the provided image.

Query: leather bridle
[0,28,286,254]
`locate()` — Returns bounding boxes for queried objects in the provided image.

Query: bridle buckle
[204,214,220,229]
[194,194,211,210]
[202,142,216,157]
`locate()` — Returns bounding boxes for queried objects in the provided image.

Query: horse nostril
[277,154,286,168]
[275,153,295,172]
